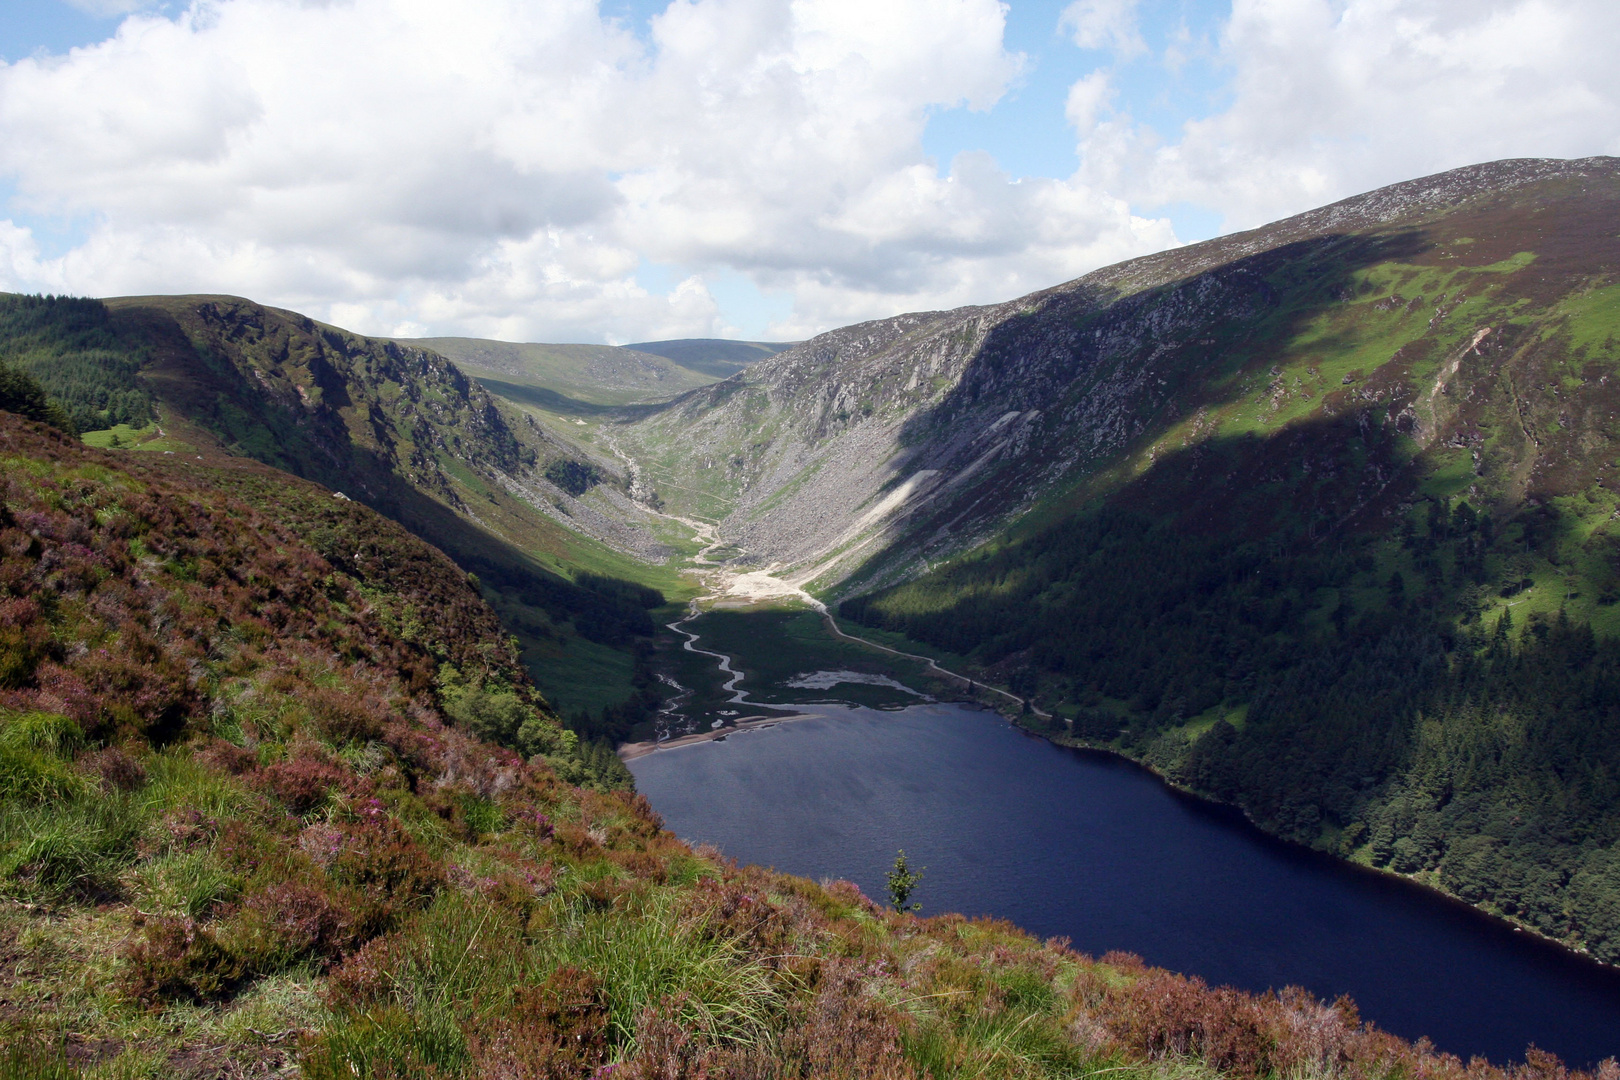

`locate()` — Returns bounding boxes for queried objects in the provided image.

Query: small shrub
[122,917,245,1005]
[326,815,444,936]
[747,961,920,1080]
[196,738,257,776]
[681,878,791,957]
[324,931,411,1012]
[76,745,147,792]
[309,687,389,746]
[1097,969,1275,1077]
[227,881,357,971]
[465,966,611,1080]
[256,750,349,815]
[0,615,53,690]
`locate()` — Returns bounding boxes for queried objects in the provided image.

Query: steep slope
[0,410,1605,1080]
[104,295,665,562]
[0,293,681,719]
[614,157,1620,962]
[401,336,717,406]
[617,157,1620,590]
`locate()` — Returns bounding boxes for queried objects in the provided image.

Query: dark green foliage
[844,489,1620,960]
[544,457,603,496]
[574,571,662,611]
[0,362,76,434]
[565,639,663,747]
[886,849,923,913]
[0,294,151,432]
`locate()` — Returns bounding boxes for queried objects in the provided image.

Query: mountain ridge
[614,156,1620,593]
[8,155,1620,988]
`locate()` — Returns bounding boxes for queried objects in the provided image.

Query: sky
[0,0,1615,345]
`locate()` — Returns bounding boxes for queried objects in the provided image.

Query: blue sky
[0,0,1613,343]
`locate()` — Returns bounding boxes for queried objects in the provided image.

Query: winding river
[627,636,1620,1068]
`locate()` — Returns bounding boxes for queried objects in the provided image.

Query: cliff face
[615,157,1620,593]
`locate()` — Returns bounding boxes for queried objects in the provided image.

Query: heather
[0,412,1612,1078]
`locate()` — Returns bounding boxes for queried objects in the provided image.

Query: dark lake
[628,703,1620,1068]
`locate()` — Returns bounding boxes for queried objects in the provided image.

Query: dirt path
[815,606,1051,720]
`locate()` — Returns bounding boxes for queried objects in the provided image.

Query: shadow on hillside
[832,229,1437,591]
[900,229,1431,444]
[115,302,660,657]
[473,378,618,417]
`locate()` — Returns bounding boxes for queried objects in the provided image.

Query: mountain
[615,157,1620,590]
[0,411,1594,1077]
[624,337,793,379]
[399,336,718,406]
[0,293,680,724]
[609,157,1620,961]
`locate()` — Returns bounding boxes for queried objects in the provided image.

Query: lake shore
[617,711,806,760]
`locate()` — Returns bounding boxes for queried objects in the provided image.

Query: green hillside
[0,294,687,730]
[625,337,793,379]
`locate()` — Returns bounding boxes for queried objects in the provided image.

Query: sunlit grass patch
[80,423,159,450]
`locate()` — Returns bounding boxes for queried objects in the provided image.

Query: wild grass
[0,792,143,901]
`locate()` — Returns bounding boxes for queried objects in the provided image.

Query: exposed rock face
[615,157,1620,593]
[105,293,672,565]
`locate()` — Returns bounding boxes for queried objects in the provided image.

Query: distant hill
[400,336,717,406]
[624,337,793,379]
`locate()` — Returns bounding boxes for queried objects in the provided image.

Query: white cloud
[0,0,1176,342]
[1059,0,1145,56]
[1074,0,1620,231]
[1064,69,1114,133]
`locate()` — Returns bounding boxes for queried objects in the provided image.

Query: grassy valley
[625,338,793,380]
[400,338,718,407]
